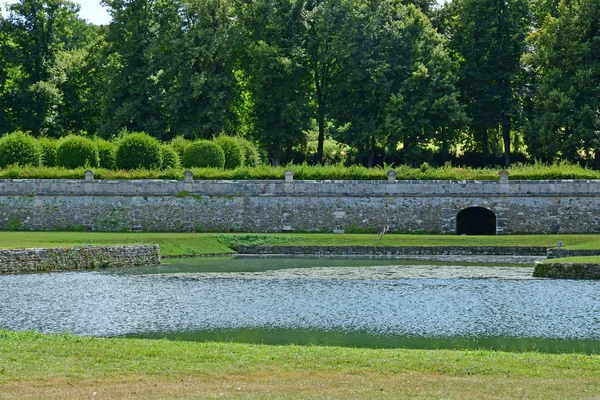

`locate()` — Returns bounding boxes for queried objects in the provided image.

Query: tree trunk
[315,68,325,165]
[478,127,489,158]
[502,121,511,167]
[367,135,376,168]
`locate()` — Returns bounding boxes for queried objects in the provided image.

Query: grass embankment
[2,161,600,180]
[0,331,599,400]
[541,256,600,264]
[2,232,600,257]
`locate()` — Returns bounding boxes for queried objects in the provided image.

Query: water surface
[1,256,599,353]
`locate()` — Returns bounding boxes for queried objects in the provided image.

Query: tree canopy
[1,0,599,168]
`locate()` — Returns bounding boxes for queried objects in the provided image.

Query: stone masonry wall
[1,177,600,233]
[0,245,160,274]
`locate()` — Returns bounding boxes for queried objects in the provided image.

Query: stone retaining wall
[533,261,600,279]
[0,245,160,274]
[2,177,600,233]
[546,249,600,259]
[236,245,550,256]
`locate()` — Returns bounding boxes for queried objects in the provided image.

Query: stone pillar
[184,170,194,182]
[499,170,509,183]
[84,170,95,182]
[284,170,294,183]
[387,170,397,183]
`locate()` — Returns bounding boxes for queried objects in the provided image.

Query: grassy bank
[2,232,600,257]
[0,330,599,399]
[2,161,600,180]
[540,256,600,264]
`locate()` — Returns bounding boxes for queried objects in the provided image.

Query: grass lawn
[1,330,599,399]
[540,256,600,264]
[2,232,600,257]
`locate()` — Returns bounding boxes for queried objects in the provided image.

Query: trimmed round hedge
[0,131,42,168]
[116,132,162,170]
[96,139,117,170]
[39,137,58,167]
[214,136,244,169]
[182,140,225,168]
[236,137,261,167]
[170,136,190,160]
[160,144,180,169]
[56,135,100,169]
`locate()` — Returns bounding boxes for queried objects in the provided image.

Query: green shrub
[115,132,162,170]
[39,137,58,167]
[235,137,261,167]
[160,144,180,169]
[55,135,99,169]
[0,131,42,168]
[96,139,117,170]
[170,136,190,160]
[182,140,225,168]
[214,136,244,169]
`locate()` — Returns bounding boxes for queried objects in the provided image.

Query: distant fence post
[387,170,397,183]
[284,170,294,183]
[184,170,194,183]
[84,170,95,182]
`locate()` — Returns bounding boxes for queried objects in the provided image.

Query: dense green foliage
[160,144,180,169]
[1,161,600,181]
[56,135,99,168]
[214,136,244,169]
[39,137,58,167]
[170,136,190,160]
[0,0,598,169]
[95,138,117,169]
[115,132,162,170]
[0,131,42,168]
[182,140,226,168]
[236,137,261,167]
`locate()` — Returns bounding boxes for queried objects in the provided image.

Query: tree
[52,26,109,135]
[235,0,311,165]
[327,0,465,166]
[101,0,166,137]
[524,0,600,165]
[305,0,346,164]
[0,0,82,136]
[450,0,529,166]
[156,0,237,139]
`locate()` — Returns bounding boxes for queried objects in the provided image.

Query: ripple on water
[0,259,599,352]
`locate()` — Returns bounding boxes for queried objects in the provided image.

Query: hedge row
[0,162,599,180]
[0,132,261,171]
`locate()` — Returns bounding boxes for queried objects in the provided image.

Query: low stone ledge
[546,249,600,259]
[533,261,600,279]
[0,245,160,274]
[236,245,549,256]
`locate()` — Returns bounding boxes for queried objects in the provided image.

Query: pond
[1,256,600,353]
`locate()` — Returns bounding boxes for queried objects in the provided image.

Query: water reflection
[1,256,599,353]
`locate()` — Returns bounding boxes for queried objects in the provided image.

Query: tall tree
[450,0,529,166]
[305,0,346,164]
[524,0,600,165]
[156,0,237,139]
[52,25,109,134]
[235,0,311,165]
[101,0,165,137]
[0,0,82,136]
[327,0,465,166]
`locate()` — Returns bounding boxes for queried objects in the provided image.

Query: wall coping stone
[2,178,600,198]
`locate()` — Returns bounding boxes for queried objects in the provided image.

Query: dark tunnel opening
[456,207,496,235]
